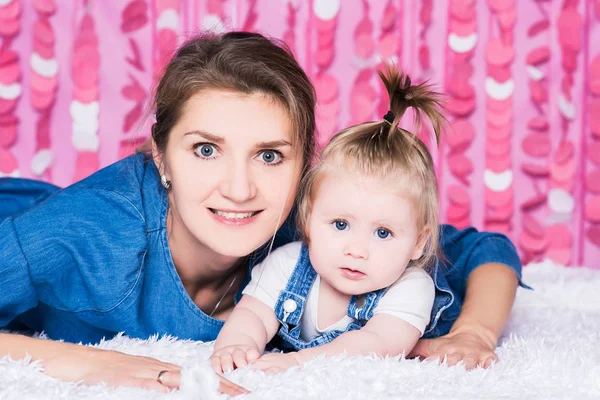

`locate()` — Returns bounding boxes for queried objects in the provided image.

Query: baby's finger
[220,353,234,373]
[246,348,260,363]
[232,349,249,369]
[210,355,224,374]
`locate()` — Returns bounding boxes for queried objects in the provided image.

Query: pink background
[1,0,600,268]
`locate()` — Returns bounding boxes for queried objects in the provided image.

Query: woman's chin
[208,236,271,259]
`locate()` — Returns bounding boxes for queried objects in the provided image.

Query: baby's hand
[210,345,260,374]
[251,352,300,374]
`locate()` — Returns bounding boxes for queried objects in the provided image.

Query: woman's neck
[166,207,242,290]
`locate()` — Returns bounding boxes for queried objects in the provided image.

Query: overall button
[283,299,297,313]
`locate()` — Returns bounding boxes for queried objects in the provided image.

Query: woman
[0,31,525,395]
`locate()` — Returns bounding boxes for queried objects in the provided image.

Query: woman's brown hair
[146,31,316,174]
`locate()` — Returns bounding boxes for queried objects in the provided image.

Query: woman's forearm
[0,333,67,361]
[450,262,519,347]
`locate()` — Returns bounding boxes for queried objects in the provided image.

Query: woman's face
[157,89,302,257]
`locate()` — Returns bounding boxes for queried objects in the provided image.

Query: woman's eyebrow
[257,140,292,148]
[183,130,291,148]
[183,130,224,143]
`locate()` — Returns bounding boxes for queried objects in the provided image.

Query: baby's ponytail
[377,65,446,146]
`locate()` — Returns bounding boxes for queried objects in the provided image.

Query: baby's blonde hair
[297,64,447,271]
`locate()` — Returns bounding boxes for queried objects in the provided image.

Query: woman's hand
[408,328,498,370]
[43,344,248,396]
[210,344,261,374]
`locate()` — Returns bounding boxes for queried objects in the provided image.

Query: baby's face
[307,171,426,296]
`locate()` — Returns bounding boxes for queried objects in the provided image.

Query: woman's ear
[411,228,430,260]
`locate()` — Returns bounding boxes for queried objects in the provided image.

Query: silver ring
[157,370,168,385]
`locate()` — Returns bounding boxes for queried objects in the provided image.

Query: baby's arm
[252,314,421,373]
[253,267,434,373]
[298,314,421,362]
[253,314,421,373]
[211,295,280,373]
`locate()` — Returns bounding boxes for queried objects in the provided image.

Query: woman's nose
[219,160,257,203]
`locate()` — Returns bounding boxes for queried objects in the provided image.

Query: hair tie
[383,110,395,125]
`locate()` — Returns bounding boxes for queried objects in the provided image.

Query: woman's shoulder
[8,156,154,313]
[69,153,156,210]
[14,154,158,224]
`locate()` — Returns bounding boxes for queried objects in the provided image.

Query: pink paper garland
[0,0,21,178]
[445,0,476,230]
[71,4,101,183]
[30,0,57,180]
[118,0,150,159]
[313,0,340,151]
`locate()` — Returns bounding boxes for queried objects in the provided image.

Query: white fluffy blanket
[2,261,600,400]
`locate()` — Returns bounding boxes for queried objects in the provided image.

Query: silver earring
[160,175,171,189]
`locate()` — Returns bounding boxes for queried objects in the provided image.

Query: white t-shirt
[243,242,435,342]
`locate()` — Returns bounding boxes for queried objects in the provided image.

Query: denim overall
[274,243,387,350]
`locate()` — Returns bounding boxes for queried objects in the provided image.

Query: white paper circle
[448,33,477,54]
[484,169,513,192]
[485,77,514,101]
[558,93,575,120]
[202,14,227,33]
[0,83,22,100]
[72,130,100,152]
[313,0,340,20]
[72,114,100,134]
[30,53,58,78]
[526,65,544,81]
[157,9,179,30]
[0,169,20,178]
[70,100,100,122]
[548,188,574,214]
[31,149,53,176]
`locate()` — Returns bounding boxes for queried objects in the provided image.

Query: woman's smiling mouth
[208,208,263,226]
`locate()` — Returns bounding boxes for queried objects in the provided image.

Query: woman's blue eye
[260,150,280,164]
[333,220,348,231]
[376,229,390,239]
[196,144,216,158]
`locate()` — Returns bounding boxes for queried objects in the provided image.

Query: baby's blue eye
[196,144,216,158]
[333,220,348,231]
[376,229,390,239]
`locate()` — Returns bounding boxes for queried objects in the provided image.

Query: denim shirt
[0,154,527,344]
